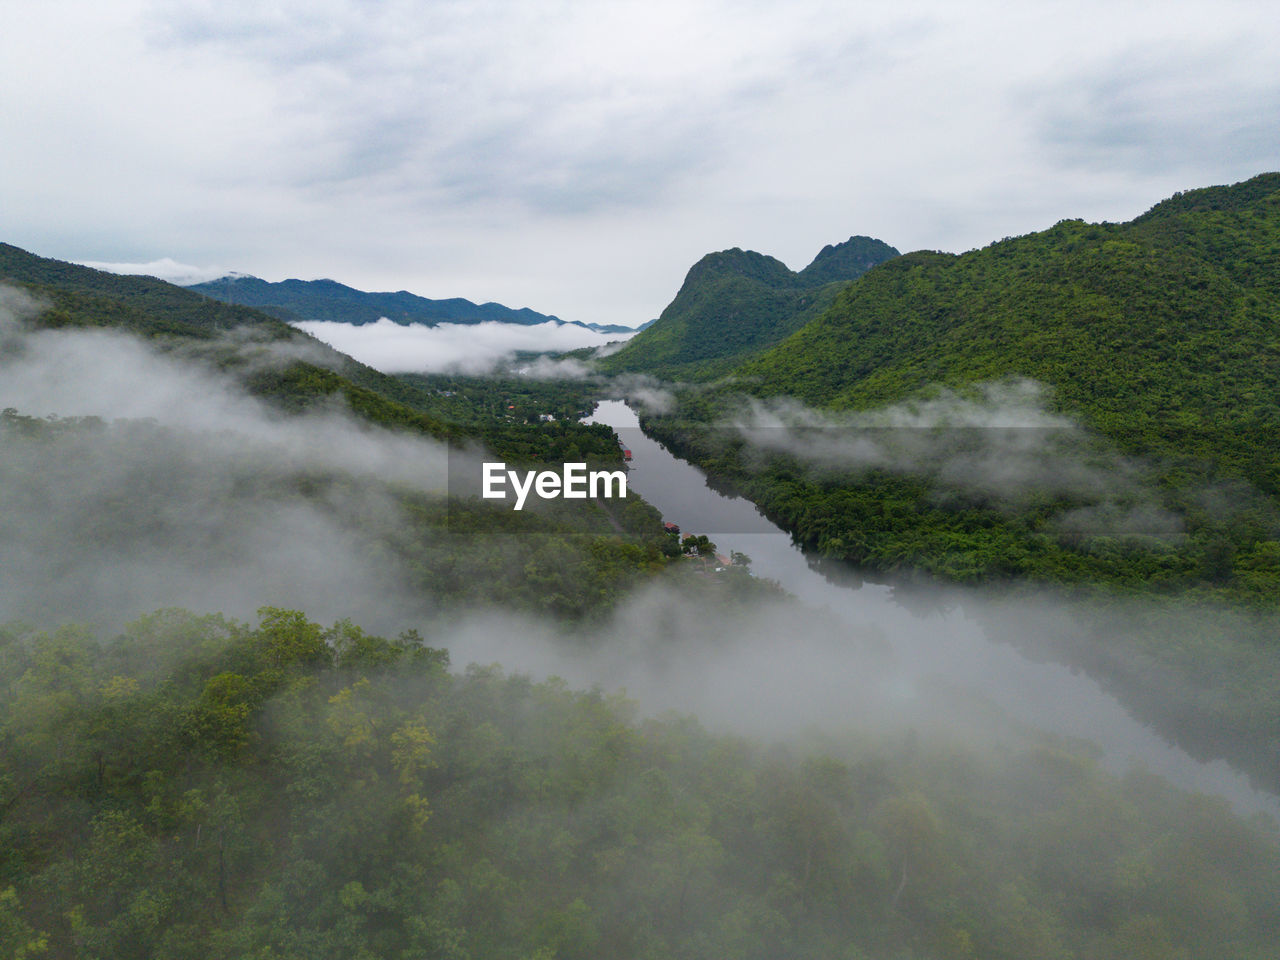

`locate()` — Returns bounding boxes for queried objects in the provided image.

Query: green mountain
[0,242,638,471]
[187,274,640,333]
[7,242,1280,960]
[597,235,898,379]
[737,173,1280,494]
[635,175,1280,793]
[1,242,287,339]
[0,242,483,433]
[646,173,1280,599]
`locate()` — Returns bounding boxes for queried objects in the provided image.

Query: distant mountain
[597,235,899,379]
[583,320,643,335]
[187,274,633,335]
[0,242,465,429]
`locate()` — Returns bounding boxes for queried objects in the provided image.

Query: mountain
[189,274,638,334]
[0,242,482,433]
[597,235,899,378]
[578,319,641,334]
[7,242,1280,960]
[738,173,1280,492]
[795,234,905,285]
[630,175,1280,793]
[1,242,287,339]
[187,274,632,334]
[0,241,675,622]
[641,173,1280,596]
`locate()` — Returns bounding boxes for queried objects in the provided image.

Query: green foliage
[2,609,1278,959]
[395,371,600,426]
[598,237,898,380]
[0,242,285,338]
[646,173,1280,601]
[740,174,1280,490]
[0,248,695,619]
[0,242,478,440]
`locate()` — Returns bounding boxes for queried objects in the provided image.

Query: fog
[293,316,633,374]
[734,381,1184,538]
[0,288,450,628]
[4,291,1278,829]
[0,302,966,753]
[590,401,1280,820]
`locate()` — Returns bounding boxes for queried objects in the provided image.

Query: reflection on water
[586,400,1280,823]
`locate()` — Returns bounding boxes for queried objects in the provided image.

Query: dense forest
[592,173,1280,811]
[3,607,1279,959]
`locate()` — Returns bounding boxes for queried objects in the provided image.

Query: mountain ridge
[597,234,899,378]
[188,274,637,335]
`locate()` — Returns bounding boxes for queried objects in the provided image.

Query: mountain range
[187,274,638,334]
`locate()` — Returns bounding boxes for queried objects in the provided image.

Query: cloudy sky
[4,0,1277,327]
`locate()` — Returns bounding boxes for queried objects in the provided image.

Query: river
[586,399,1280,824]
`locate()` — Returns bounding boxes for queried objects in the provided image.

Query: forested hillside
[597,236,898,379]
[4,607,1278,960]
[0,249,698,628]
[628,174,1280,799]
[647,173,1280,597]
[6,215,1280,959]
[739,174,1280,493]
[0,244,624,467]
[1,243,290,338]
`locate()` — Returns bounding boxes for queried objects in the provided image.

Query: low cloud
[76,257,238,286]
[0,284,452,628]
[3,287,1277,823]
[608,373,677,415]
[513,355,594,379]
[294,317,633,375]
[734,380,1182,536]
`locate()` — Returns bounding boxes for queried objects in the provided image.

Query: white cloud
[1,1,1277,325]
[78,257,236,285]
[293,317,633,375]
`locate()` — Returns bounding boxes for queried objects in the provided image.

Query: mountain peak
[797,235,900,285]
[598,233,899,378]
[685,248,798,289]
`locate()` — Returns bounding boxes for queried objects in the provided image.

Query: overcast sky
[4,0,1277,327]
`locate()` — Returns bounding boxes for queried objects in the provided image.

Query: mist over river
[586,400,1280,824]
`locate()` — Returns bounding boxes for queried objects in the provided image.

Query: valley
[3,172,1280,957]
